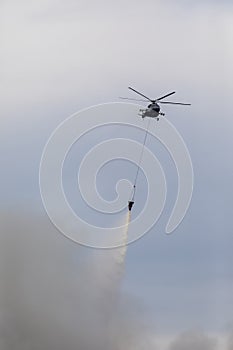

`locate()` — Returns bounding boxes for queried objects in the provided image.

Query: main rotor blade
[119,97,148,102]
[128,87,152,102]
[156,91,176,101]
[159,101,191,105]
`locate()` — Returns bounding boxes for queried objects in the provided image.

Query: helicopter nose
[152,106,160,112]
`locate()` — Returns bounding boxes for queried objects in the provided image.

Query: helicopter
[120,87,191,120]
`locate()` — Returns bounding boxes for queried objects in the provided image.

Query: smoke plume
[0,210,231,350]
[0,210,155,350]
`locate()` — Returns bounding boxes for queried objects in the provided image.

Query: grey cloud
[1,0,231,115]
[1,0,233,347]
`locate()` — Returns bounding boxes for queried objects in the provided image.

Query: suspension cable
[130,119,151,201]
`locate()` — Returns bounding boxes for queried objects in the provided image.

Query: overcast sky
[1,0,233,349]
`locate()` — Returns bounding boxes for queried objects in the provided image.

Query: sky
[1,0,233,349]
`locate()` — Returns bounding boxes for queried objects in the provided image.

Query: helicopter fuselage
[139,102,164,120]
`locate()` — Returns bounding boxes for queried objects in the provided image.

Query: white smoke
[0,210,232,350]
[168,330,218,350]
[227,329,233,350]
[0,210,155,350]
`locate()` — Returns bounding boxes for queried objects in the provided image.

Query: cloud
[1,0,232,115]
[1,1,233,348]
